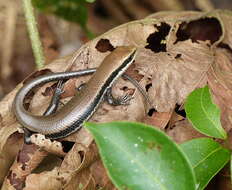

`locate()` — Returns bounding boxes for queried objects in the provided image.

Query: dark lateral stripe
[46,50,136,139]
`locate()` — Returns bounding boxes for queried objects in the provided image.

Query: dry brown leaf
[213,10,232,48]
[143,111,173,129]
[168,111,185,128]
[146,10,204,21]
[59,143,82,174]
[0,85,23,152]
[30,134,66,157]
[136,40,212,111]
[64,168,96,190]
[60,143,106,189]
[0,10,232,190]
[0,125,18,152]
[24,167,62,190]
[0,133,23,186]
[208,48,232,132]
[1,144,47,190]
[90,159,116,189]
[166,119,206,143]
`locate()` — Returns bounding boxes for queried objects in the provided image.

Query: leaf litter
[0,10,232,189]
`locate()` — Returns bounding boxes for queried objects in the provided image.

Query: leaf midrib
[193,146,222,168]
[200,88,224,137]
[91,127,169,190]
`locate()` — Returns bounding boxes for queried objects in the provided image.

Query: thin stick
[22,0,45,69]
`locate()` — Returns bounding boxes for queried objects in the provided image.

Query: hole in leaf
[175,54,182,59]
[218,43,232,54]
[78,150,85,162]
[121,86,128,91]
[145,83,152,92]
[61,141,75,153]
[175,104,186,118]
[95,39,115,52]
[175,18,222,44]
[147,108,157,116]
[145,22,171,52]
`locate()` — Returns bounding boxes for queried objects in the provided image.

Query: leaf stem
[22,0,45,69]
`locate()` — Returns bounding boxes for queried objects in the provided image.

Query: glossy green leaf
[181,138,230,190]
[32,0,88,27]
[185,86,227,139]
[85,121,196,190]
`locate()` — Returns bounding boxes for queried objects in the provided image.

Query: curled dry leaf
[60,144,99,190]
[30,134,66,157]
[0,10,232,189]
[2,144,47,190]
[0,133,23,186]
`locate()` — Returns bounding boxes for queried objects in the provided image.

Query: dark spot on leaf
[156,145,161,151]
[61,141,75,153]
[121,86,128,91]
[145,83,152,92]
[164,122,170,130]
[175,18,222,44]
[7,171,25,190]
[145,22,171,52]
[95,39,115,52]
[56,176,66,186]
[175,104,186,117]
[78,150,85,162]
[218,43,232,54]
[21,164,26,171]
[147,141,161,151]
[175,54,182,59]
[147,141,156,149]
[96,184,102,189]
[168,124,176,130]
[147,108,157,117]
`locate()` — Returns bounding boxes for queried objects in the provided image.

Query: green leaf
[185,86,227,139]
[85,0,95,2]
[85,121,196,190]
[32,0,88,27]
[181,138,230,190]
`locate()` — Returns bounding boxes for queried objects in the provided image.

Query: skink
[13,46,138,139]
